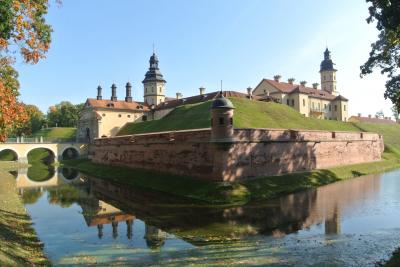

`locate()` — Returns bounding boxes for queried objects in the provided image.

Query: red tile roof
[258,79,347,101]
[155,91,253,110]
[86,98,149,111]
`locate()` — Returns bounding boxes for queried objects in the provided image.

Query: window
[210,118,213,126]
[127,115,131,118]
[102,114,106,117]
[334,105,337,111]
[324,76,326,81]
[344,105,346,111]
[219,117,224,125]
[287,99,290,105]
[303,99,305,107]
[291,99,294,106]
[230,118,233,125]
[118,114,122,118]
[324,104,327,110]
[312,102,315,109]
[159,87,162,93]
[152,87,154,92]
[329,105,331,111]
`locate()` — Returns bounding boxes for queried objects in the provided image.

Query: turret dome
[211,92,235,109]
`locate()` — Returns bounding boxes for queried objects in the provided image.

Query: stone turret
[210,92,235,142]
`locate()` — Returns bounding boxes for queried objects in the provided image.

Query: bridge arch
[60,147,80,160]
[0,148,20,161]
[25,147,57,164]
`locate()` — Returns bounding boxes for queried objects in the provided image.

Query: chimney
[273,75,281,82]
[176,92,182,100]
[300,81,307,87]
[358,113,361,117]
[199,86,205,95]
[288,78,295,85]
[96,85,102,100]
[312,83,319,89]
[368,114,371,118]
[125,82,132,102]
[111,83,117,101]
[247,87,253,99]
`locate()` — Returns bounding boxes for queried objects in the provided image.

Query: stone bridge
[0,141,88,163]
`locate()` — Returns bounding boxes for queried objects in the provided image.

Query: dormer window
[107,103,114,108]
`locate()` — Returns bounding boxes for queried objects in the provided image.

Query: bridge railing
[4,136,77,144]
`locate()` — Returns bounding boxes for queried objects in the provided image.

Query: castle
[252,48,348,121]
[77,48,349,142]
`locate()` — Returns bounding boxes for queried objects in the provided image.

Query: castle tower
[142,52,166,106]
[320,48,338,96]
[210,92,235,142]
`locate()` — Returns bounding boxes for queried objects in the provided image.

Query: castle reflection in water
[15,167,382,248]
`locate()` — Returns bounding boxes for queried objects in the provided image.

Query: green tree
[376,110,385,118]
[47,101,84,127]
[392,105,399,121]
[360,0,400,111]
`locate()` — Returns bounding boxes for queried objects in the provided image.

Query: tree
[46,101,84,127]
[360,0,400,111]
[14,104,44,135]
[392,105,399,121]
[0,0,54,141]
[375,110,385,118]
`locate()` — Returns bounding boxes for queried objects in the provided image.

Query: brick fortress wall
[89,128,384,181]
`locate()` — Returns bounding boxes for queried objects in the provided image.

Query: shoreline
[0,162,50,266]
[62,151,400,206]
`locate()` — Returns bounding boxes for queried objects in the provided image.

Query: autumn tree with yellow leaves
[0,0,54,141]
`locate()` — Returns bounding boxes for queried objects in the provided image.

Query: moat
[7,165,400,266]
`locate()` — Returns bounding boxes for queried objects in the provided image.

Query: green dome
[211,93,235,109]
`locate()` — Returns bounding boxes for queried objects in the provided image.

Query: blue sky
[16,0,394,118]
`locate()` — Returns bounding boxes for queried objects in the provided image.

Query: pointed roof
[320,47,337,72]
[142,52,166,84]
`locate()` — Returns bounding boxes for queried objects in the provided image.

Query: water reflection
[11,166,400,266]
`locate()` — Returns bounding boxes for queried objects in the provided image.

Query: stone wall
[89,128,384,181]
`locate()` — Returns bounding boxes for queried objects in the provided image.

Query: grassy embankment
[32,127,76,142]
[0,162,50,266]
[64,98,400,205]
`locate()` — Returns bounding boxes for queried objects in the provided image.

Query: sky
[16,0,395,118]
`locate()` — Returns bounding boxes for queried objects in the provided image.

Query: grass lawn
[118,98,361,135]
[0,162,49,266]
[32,127,76,142]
